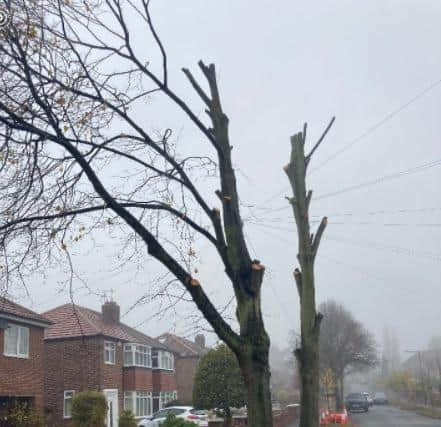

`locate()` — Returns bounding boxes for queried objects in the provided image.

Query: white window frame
[154,350,174,371]
[159,391,177,409]
[63,390,75,419]
[104,341,116,365]
[3,323,29,358]
[124,391,152,417]
[123,344,151,368]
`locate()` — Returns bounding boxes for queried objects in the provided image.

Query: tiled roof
[156,332,208,357]
[43,304,167,349]
[0,297,51,325]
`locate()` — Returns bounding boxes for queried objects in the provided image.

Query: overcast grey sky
[15,0,441,357]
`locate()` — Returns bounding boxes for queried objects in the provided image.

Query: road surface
[349,404,441,426]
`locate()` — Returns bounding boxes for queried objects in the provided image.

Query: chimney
[102,301,120,323]
[195,334,205,348]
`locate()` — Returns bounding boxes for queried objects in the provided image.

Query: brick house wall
[44,336,125,426]
[123,368,153,391]
[174,356,200,403]
[152,370,177,392]
[0,323,45,412]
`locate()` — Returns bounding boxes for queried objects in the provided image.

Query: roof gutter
[0,312,52,328]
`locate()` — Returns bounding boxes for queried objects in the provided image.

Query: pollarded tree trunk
[234,276,273,427]
[335,376,344,411]
[240,345,273,427]
[284,120,334,427]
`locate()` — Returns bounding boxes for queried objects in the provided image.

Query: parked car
[362,392,374,407]
[345,393,369,412]
[137,406,208,427]
[373,392,388,405]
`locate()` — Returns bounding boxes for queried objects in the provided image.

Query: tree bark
[335,376,344,411]
[238,335,273,427]
[284,120,334,427]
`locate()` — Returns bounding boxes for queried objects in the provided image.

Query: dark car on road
[373,392,389,405]
[345,393,369,412]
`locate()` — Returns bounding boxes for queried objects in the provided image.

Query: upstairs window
[104,341,116,364]
[153,350,174,371]
[4,323,29,358]
[124,344,151,367]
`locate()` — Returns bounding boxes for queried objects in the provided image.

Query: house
[43,300,177,426]
[156,333,208,404]
[0,297,51,419]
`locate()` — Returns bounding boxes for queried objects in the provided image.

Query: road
[349,404,441,426]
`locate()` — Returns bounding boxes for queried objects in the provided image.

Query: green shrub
[118,410,137,427]
[162,413,197,427]
[71,391,107,427]
[7,401,46,427]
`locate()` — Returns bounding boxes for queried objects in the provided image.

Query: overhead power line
[254,157,441,215]
[314,157,441,201]
[309,76,441,175]
[247,222,441,261]
[254,75,441,207]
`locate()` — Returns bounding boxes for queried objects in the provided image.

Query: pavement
[349,404,441,426]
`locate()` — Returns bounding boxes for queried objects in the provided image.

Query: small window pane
[4,325,18,355]
[18,327,29,356]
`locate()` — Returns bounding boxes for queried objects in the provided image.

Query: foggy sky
[13,0,441,359]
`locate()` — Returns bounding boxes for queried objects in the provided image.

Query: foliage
[193,344,246,413]
[118,410,137,427]
[6,402,46,427]
[321,368,336,394]
[162,414,197,427]
[71,391,107,427]
[319,300,378,409]
[319,300,378,374]
[387,371,415,393]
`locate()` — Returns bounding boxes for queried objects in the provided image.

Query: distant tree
[319,300,378,410]
[428,336,441,350]
[193,344,245,427]
[71,391,107,427]
[386,371,414,394]
[320,368,337,411]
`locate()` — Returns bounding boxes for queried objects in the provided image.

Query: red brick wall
[175,356,200,403]
[152,370,177,392]
[44,336,126,426]
[0,323,45,412]
[123,368,153,391]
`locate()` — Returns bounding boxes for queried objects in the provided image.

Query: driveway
[349,404,441,426]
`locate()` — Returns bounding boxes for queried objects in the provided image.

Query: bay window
[124,391,152,417]
[159,391,177,409]
[124,344,151,367]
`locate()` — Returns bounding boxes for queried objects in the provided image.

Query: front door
[103,389,118,427]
